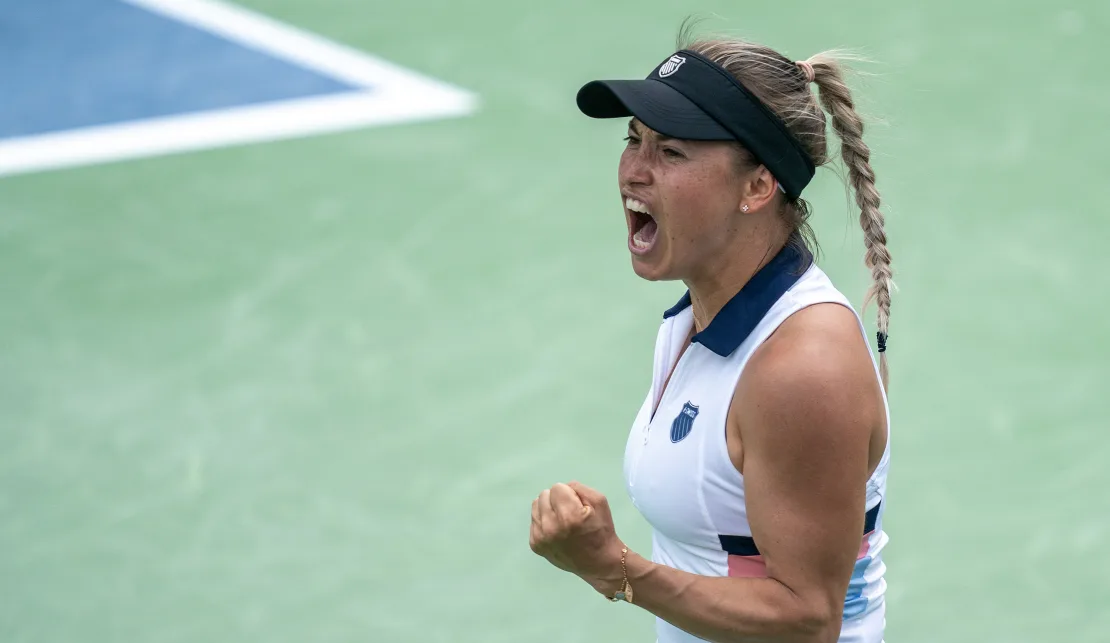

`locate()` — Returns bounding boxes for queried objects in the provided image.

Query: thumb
[567,481,607,507]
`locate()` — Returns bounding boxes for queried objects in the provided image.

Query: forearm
[621,552,840,643]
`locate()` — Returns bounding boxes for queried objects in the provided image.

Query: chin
[630,256,670,282]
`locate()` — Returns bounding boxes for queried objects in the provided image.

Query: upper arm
[733,303,882,626]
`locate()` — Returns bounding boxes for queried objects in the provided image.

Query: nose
[619,143,653,190]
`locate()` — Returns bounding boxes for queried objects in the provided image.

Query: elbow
[744,599,840,643]
[782,602,842,643]
[715,582,843,643]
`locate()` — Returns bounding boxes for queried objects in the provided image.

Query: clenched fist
[529,481,626,595]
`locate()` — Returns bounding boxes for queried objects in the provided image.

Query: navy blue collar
[663,243,812,357]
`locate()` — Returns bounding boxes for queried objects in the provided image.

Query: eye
[662,147,685,159]
[624,134,640,145]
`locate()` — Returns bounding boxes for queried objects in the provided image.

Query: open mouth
[625,198,658,255]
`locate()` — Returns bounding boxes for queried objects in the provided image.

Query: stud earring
[741,204,750,213]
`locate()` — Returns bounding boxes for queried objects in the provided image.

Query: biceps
[742,436,868,603]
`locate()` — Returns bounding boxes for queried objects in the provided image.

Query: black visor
[577,50,815,199]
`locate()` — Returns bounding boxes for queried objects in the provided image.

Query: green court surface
[3,1,1109,641]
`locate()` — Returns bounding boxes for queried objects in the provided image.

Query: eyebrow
[627,118,676,143]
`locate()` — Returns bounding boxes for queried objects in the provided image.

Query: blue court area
[0,0,361,139]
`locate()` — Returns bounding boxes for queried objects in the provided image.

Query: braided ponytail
[805,54,894,389]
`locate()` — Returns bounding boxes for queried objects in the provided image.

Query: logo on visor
[658,55,687,78]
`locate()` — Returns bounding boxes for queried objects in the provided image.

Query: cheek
[662,173,735,237]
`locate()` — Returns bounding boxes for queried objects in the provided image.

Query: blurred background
[2,0,1109,641]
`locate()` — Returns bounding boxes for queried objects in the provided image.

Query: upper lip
[620,190,653,212]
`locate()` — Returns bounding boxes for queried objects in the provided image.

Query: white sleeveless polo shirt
[622,245,890,643]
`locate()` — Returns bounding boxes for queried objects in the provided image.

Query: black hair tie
[877,332,888,353]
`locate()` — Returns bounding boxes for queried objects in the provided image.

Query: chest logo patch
[670,401,700,443]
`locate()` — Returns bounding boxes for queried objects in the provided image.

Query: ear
[738,165,780,214]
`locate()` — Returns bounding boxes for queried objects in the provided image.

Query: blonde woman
[530,34,894,643]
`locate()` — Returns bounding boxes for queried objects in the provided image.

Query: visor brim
[576,79,733,141]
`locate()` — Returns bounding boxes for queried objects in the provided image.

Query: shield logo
[670,401,699,443]
[658,55,687,78]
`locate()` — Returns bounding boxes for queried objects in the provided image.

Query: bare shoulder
[735,302,884,460]
[744,302,877,392]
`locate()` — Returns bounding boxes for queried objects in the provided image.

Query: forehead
[628,118,668,139]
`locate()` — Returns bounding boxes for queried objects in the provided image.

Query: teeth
[625,197,652,215]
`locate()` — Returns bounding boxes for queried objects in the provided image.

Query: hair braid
[807,54,894,388]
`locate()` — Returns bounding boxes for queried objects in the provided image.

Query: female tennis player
[528,33,893,643]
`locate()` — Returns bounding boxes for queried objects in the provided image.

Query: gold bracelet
[608,547,633,603]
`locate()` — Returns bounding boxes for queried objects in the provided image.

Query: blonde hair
[681,30,894,387]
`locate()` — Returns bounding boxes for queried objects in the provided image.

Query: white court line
[0,0,477,177]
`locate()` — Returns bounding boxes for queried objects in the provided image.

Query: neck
[687,227,793,333]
